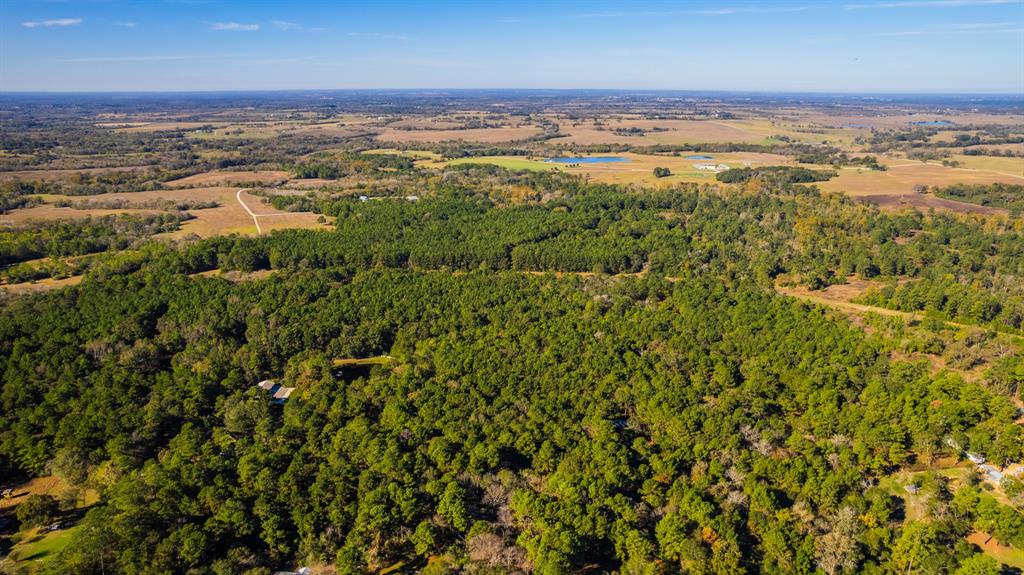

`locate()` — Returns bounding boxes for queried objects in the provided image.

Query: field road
[236,189,262,234]
[236,189,295,235]
[775,285,1024,342]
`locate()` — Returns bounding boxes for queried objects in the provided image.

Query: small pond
[546,156,629,164]
[685,155,713,160]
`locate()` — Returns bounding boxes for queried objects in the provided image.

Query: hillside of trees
[1,169,1022,574]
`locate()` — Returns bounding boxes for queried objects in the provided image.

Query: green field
[6,526,79,567]
[446,156,558,171]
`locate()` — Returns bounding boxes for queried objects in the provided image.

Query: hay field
[550,118,768,145]
[799,111,1024,129]
[949,154,1024,176]
[572,151,796,186]
[0,206,163,224]
[166,170,291,187]
[375,125,542,143]
[117,122,221,132]
[442,151,793,186]
[819,161,1022,213]
[445,156,558,172]
[1,187,328,237]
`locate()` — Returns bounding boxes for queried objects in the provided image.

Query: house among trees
[256,380,295,405]
[967,452,986,464]
[693,163,730,172]
[978,464,1004,483]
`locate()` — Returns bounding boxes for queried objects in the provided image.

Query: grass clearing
[0,275,84,295]
[6,526,79,565]
[820,160,1023,214]
[165,170,291,187]
[0,188,330,238]
[967,531,1024,569]
[333,356,394,368]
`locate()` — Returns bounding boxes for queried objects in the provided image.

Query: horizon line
[1,88,1022,97]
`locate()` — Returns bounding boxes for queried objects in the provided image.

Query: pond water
[911,121,953,126]
[546,156,629,164]
[685,155,713,160]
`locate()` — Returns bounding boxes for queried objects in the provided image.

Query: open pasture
[375,125,543,143]
[550,118,770,145]
[441,151,795,186]
[0,187,328,237]
[797,110,1024,129]
[949,154,1024,176]
[820,160,1023,213]
[165,170,291,187]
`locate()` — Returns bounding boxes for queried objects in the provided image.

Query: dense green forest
[2,168,1023,574]
[0,213,187,267]
[932,183,1024,215]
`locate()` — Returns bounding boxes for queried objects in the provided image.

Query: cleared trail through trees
[775,284,1024,342]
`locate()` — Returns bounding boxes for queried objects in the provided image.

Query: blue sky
[1,0,1022,92]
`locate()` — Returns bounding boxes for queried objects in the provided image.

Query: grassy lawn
[445,156,558,172]
[7,526,79,566]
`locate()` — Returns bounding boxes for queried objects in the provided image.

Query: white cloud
[686,6,811,15]
[571,6,811,18]
[846,0,1015,9]
[871,21,1022,35]
[347,32,409,40]
[113,21,137,28]
[22,18,82,28]
[209,22,259,31]
[271,20,301,30]
[356,56,478,69]
[49,53,250,63]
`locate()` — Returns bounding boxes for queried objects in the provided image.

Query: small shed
[966,452,985,464]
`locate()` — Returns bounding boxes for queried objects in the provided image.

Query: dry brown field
[166,170,291,187]
[820,160,1023,213]
[798,111,1024,129]
[0,187,328,237]
[117,122,222,132]
[0,205,164,224]
[0,275,84,295]
[376,125,542,143]
[550,118,769,145]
